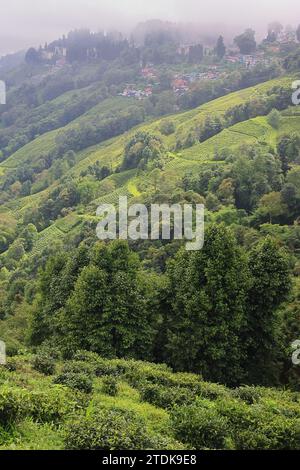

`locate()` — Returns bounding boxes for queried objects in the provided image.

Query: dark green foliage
[159,120,175,136]
[33,241,156,360]
[102,376,118,397]
[32,353,56,376]
[231,149,283,212]
[171,405,230,449]
[0,384,76,426]
[245,237,292,385]
[65,408,152,450]
[122,132,165,170]
[4,359,18,372]
[216,398,300,450]
[215,36,226,59]
[188,44,204,64]
[0,387,27,426]
[29,244,90,345]
[277,285,300,391]
[25,48,41,65]
[198,115,224,142]
[283,47,300,71]
[140,383,195,409]
[62,360,96,376]
[234,29,256,54]
[232,386,262,404]
[1,353,300,450]
[165,224,250,386]
[267,109,281,129]
[53,372,93,394]
[278,133,300,165]
[55,105,145,156]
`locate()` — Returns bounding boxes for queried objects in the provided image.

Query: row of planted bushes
[68,351,300,450]
[1,351,300,450]
[0,383,82,427]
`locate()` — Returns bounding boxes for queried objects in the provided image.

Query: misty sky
[0,0,299,55]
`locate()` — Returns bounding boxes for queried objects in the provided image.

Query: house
[172,78,188,89]
[144,86,153,97]
[42,50,54,61]
[172,78,189,95]
[54,46,67,57]
[141,67,156,80]
[120,84,153,100]
[278,30,296,43]
[225,55,240,63]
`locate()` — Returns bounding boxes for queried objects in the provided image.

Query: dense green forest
[0,22,300,450]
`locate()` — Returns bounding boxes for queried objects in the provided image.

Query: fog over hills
[0,0,299,56]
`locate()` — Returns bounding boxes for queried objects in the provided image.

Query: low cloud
[0,0,299,55]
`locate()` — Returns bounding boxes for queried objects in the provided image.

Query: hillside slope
[1,353,300,450]
[0,74,297,256]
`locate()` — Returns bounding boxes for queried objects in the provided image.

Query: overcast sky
[0,0,299,55]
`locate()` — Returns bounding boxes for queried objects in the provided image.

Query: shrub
[62,360,95,376]
[53,372,93,394]
[72,350,100,363]
[267,108,281,129]
[140,383,195,409]
[124,363,200,391]
[28,386,79,423]
[215,398,256,434]
[32,353,56,376]
[102,376,118,397]
[171,404,230,449]
[197,382,230,400]
[0,384,80,426]
[160,120,175,136]
[0,386,28,425]
[216,398,300,449]
[65,408,152,450]
[232,386,262,404]
[234,412,300,450]
[4,358,17,372]
[150,434,191,450]
[94,358,128,377]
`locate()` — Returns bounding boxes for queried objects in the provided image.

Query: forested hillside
[0,27,300,450]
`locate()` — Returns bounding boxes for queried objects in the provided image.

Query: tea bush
[53,372,93,394]
[28,386,79,423]
[171,404,231,449]
[232,386,262,404]
[140,383,195,409]
[65,408,152,450]
[33,353,56,376]
[102,376,118,397]
[0,386,28,425]
[62,360,95,376]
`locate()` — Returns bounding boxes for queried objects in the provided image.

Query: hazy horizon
[0,0,299,56]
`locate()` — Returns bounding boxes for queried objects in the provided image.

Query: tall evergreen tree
[165,224,250,386]
[61,241,154,359]
[215,36,226,59]
[245,237,291,385]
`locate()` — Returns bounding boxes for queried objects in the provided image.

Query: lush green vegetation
[1,352,300,450]
[0,24,300,450]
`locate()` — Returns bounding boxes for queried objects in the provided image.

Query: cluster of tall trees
[182,135,300,226]
[122,132,166,171]
[234,29,257,54]
[29,225,291,387]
